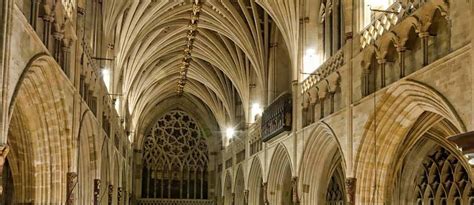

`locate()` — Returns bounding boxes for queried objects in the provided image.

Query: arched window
[141,110,209,199]
[320,0,345,59]
[326,166,345,205]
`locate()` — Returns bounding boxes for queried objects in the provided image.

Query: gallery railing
[261,93,292,142]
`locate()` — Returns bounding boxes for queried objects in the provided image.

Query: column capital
[345,177,357,204]
[0,145,9,196]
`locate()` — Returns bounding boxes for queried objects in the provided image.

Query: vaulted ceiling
[103,0,300,144]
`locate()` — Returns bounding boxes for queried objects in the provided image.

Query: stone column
[108,184,113,205]
[345,177,356,205]
[262,182,269,205]
[362,69,370,96]
[419,32,430,66]
[231,192,235,205]
[0,146,9,197]
[66,172,77,205]
[52,31,64,63]
[243,189,249,205]
[319,97,325,119]
[93,179,100,205]
[397,46,406,78]
[377,59,387,88]
[41,1,54,47]
[31,0,41,30]
[292,177,300,204]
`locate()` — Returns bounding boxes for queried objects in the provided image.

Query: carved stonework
[117,187,122,204]
[262,182,269,205]
[292,177,300,204]
[0,145,9,196]
[345,177,356,204]
[66,172,77,205]
[93,179,100,205]
[243,189,249,205]
[232,193,235,205]
[108,184,113,205]
[142,110,208,199]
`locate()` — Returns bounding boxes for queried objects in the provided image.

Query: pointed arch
[224,171,233,205]
[234,165,245,205]
[355,80,466,204]
[248,157,264,205]
[7,54,74,203]
[299,122,346,204]
[267,143,293,205]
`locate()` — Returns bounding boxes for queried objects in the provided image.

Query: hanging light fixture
[448,131,474,165]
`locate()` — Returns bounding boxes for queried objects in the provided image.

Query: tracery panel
[142,111,209,199]
[415,147,474,205]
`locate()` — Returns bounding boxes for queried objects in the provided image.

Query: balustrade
[360,0,428,48]
[261,93,292,142]
[301,49,344,93]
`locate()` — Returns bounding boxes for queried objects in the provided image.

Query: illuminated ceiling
[103,0,299,143]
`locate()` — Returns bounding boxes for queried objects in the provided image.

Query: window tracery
[142,111,208,199]
[415,147,474,204]
[326,172,345,205]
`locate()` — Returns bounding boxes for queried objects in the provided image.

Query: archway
[234,166,245,205]
[248,157,264,205]
[224,172,233,205]
[6,55,73,203]
[267,144,293,205]
[355,80,471,204]
[77,112,100,204]
[299,122,346,204]
[140,110,209,199]
[388,112,474,204]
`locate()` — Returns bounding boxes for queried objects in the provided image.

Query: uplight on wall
[251,103,263,123]
[101,68,111,92]
[303,48,321,79]
[226,127,235,139]
[363,0,394,28]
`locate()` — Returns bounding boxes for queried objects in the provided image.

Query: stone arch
[6,54,73,203]
[224,171,233,205]
[99,138,112,204]
[299,122,346,204]
[267,143,293,205]
[248,157,264,205]
[234,165,245,205]
[77,110,100,204]
[355,80,466,204]
[387,112,473,204]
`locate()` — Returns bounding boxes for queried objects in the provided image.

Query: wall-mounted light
[448,131,474,166]
[251,103,263,123]
[101,68,111,92]
[303,48,321,79]
[226,127,235,139]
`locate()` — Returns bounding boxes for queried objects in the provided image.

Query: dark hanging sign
[261,93,292,142]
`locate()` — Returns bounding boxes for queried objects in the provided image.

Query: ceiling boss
[177,0,202,95]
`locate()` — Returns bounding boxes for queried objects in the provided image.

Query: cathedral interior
[1,0,474,204]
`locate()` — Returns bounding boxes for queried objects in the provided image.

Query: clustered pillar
[345,178,356,205]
